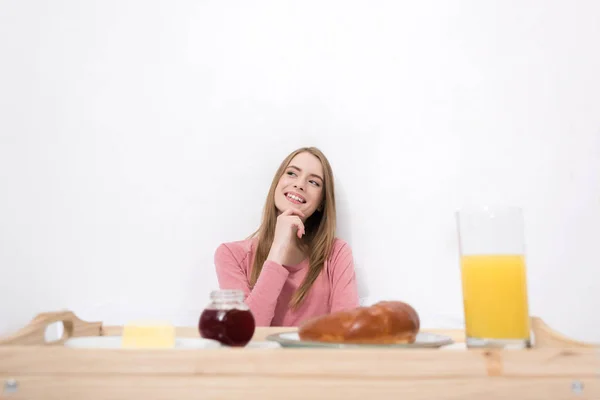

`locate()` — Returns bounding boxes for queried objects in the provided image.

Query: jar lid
[210,289,245,302]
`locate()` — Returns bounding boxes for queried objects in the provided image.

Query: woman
[214,146,359,326]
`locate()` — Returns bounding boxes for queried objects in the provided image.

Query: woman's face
[274,152,324,220]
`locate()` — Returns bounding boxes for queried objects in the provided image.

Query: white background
[1,0,599,342]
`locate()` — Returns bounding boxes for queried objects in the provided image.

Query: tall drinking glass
[456,206,531,348]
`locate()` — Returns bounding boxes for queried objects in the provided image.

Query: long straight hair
[249,147,337,308]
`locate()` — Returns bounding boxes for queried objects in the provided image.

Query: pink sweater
[214,237,359,326]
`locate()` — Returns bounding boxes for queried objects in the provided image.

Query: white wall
[1,1,599,342]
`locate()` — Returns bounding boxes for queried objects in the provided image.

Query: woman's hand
[267,209,305,264]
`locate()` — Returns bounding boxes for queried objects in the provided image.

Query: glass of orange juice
[456,206,531,349]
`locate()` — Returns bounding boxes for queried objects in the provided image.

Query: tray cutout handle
[531,316,599,348]
[0,310,102,346]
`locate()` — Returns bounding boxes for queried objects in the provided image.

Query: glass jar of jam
[198,289,256,347]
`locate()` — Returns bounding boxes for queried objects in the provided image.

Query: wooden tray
[0,310,598,399]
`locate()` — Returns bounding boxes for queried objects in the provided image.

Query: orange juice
[460,255,530,339]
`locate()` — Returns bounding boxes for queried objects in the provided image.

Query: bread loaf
[298,301,420,344]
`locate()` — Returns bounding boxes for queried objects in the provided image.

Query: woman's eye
[310,180,320,187]
[286,171,296,177]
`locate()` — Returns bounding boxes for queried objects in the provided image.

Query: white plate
[244,341,281,349]
[265,331,454,348]
[64,336,221,349]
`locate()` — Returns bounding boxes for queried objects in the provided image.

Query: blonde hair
[249,147,337,308]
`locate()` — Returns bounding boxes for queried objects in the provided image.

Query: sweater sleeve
[329,241,360,313]
[214,243,289,326]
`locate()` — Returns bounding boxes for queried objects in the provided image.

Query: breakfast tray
[0,310,598,399]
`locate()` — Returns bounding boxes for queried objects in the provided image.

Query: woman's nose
[294,183,304,191]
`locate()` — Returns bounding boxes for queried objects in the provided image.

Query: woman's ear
[317,204,323,212]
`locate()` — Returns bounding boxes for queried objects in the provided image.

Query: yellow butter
[121,321,176,349]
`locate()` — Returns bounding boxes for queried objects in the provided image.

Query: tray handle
[0,310,102,346]
[531,316,598,348]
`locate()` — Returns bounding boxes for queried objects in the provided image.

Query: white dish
[266,331,454,348]
[244,340,281,349]
[64,336,221,349]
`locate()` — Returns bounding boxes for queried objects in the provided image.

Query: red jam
[198,308,256,347]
